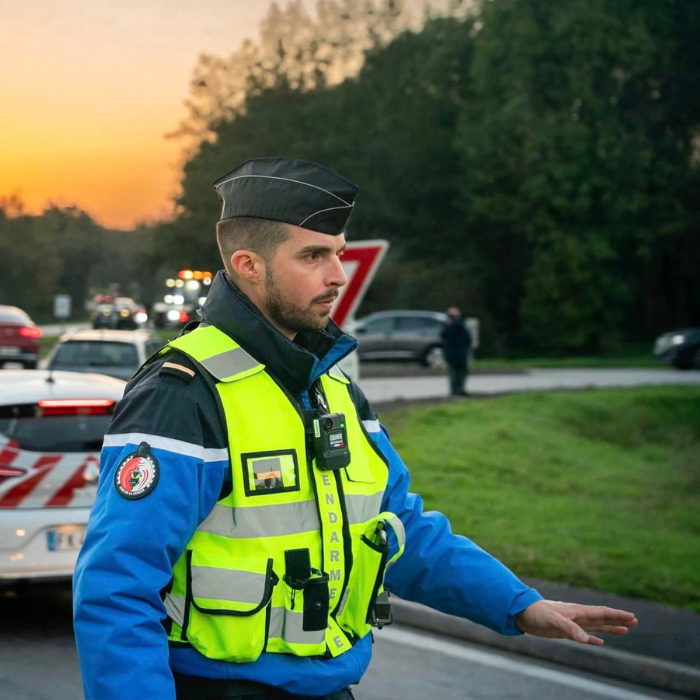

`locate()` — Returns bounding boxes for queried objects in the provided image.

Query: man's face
[262,225,347,337]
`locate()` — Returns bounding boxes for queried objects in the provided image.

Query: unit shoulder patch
[114,442,160,500]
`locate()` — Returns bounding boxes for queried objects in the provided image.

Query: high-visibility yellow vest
[159,325,405,662]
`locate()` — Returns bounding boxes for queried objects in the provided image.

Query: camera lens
[324,418,333,430]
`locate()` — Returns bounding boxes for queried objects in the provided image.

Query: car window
[52,341,139,367]
[0,405,111,453]
[363,317,396,333]
[0,308,31,325]
[145,339,164,357]
[396,316,439,331]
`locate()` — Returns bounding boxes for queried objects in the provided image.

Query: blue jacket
[73,273,541,699]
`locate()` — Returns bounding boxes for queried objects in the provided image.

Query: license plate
[0,346,20,356]
[47,527,87,551]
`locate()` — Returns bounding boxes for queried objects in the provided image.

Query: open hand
[515,600,638,646]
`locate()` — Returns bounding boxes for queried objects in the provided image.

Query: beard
[265,269,336,335]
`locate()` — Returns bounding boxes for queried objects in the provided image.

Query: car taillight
[179,311,189,323]
[19,326,43,339]
[38,398,116,416]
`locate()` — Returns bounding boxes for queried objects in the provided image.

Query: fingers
[567,621,606,646]
[583,625,631,636]
[569,605,638,625]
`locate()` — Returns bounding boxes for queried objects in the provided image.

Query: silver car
[353,311,449,368]
[44,329,165,381]
[0,370,125,584]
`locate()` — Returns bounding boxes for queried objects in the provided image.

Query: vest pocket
[343,451,375,484]
[336,519,389,638]
[272,572,328,655]
[184,550,278,662]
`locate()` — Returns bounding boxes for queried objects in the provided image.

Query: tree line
[0,197,155,322]
[156,0,700,354]
[3,0,699,353]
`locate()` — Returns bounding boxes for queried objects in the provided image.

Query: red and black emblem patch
[114,442,159,500]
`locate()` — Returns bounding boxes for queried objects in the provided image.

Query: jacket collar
[200,272,357,395]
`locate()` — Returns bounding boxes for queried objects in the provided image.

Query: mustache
[312,291,339,303]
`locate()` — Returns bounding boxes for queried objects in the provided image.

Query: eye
[307,252,320,261]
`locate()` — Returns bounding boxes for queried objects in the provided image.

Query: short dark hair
[216,217,291,277]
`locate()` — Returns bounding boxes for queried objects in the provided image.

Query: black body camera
[312,412,351,471]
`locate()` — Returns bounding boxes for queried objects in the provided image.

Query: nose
[328,254,347,289]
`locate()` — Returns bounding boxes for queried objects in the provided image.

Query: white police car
[0,370,125,585]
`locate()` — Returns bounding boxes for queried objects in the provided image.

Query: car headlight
[672,334,685,345]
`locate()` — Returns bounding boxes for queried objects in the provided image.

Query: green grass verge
[379,386,700,612]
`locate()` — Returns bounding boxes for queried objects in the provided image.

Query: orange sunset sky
[1,0,442,231]
[0,1,302,230]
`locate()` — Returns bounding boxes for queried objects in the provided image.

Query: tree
[455,0,700,353]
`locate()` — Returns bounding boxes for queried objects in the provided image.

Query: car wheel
[422,345,447,370]
[23,360,37,370]
[673,347,695,370]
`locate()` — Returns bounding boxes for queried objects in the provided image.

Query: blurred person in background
[442,306,472,396]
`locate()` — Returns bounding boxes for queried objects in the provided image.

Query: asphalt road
[0,588,692,700]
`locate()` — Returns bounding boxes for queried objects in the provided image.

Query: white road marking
[379,627,666,700]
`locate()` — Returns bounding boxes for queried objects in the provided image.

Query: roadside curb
[392,599,700,698]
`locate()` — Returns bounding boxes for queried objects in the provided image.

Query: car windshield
[0,406,111,453]
[52,341,138,367]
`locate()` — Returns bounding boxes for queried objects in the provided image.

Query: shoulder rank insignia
[159,361,196,382]
[114,442,160,500]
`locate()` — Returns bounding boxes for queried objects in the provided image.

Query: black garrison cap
[212,157,358,235]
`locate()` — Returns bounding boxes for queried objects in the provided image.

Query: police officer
[73,158,637,700]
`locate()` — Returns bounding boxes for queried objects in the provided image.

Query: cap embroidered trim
[298,203,354,228]
[215,174,352,206]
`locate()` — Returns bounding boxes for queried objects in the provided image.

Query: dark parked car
[92,297,148,330]
[653,328,700,370]
[0,305,43,369]
[353,311,448,368]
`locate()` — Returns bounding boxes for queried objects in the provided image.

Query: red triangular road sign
[331,240,389,328]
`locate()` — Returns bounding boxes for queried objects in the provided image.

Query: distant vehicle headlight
[135,312,148,323]
[672,334,685,345]
[167,309,181,322]
[173,295,185,305]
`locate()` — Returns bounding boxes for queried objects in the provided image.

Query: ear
[231,250,265,285]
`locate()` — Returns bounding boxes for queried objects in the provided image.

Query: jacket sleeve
[368,421,542,635]
[72,367,228,700]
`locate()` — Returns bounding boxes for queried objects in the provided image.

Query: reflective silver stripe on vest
[164,592,185,627]
[198,493,387,539]
[344,492,384,525]
[191,566,267,603]
[198,502,321,538]
[269,606,326,645]
[384,513,406,550]
[201,347,260,381]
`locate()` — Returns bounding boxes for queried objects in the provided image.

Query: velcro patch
[114,442,160,500]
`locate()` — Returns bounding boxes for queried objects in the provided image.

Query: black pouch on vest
[301,573,330,632]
